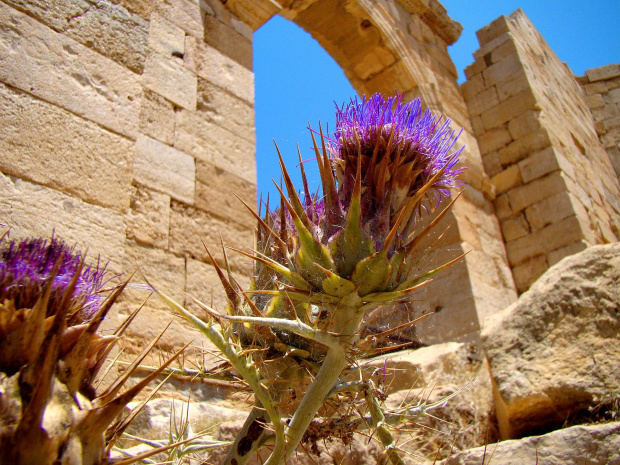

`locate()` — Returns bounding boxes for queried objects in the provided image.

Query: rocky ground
[112,243,620,464]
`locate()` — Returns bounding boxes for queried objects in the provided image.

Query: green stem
[264,299,364,465]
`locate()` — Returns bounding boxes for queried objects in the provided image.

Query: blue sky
[253,1,620,202]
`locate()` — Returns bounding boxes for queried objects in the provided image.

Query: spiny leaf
[350,250,392,296]
[228,247,311,291]
[329,153,374,278]
[313,263,357,298]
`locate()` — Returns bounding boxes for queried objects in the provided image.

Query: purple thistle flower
[330,93,463,211]
[0,236,108,323]
[323,93,464,247]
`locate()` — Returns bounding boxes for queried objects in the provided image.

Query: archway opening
[253,15,356,204]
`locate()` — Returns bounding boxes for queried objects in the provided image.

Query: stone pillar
[576,64,620,177]
[461,9,620,293]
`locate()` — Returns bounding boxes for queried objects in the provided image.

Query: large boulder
[482,243,620,438]
[440,421,620,465]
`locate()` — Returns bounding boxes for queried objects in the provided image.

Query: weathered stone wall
[461,9,620,293]
[0,0,256,361]
[577,64,620,178]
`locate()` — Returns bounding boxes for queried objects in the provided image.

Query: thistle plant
[156,93,465,464]
[0,233,187,464]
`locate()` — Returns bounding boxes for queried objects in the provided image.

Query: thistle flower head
[254,93,465,297]
[0,236,107,322]
[327,93,464,243]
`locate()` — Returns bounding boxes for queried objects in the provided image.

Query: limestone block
[133,135,195,205]
[123,399,248,442]
[505,215,585,266]
[517,147,560,184]
[482,53,523,88]
[203,14,252,69]
[143,53,197,111]
[153,0,208,38]
[607,87,620,104]
[495,193,512,219]
[202,0,252,40]
[362,61,414,98]
[148,13,185,60]
[185,36,254,104]
[497,128,551,166]
[480,89,537,131]
[594,120,607,136]
[463,58,485,80]
[0,173,126,270]
[121,240,186,308]
[441,422,620,464]
[0,82,133,212]
[601,127,620,148]
[139,90,176,146]
[465,86,500,117]
[591,104,618,121]
[476,15,510,46]
[478,127,512,155]
[0,2,141,139]
[586,63,620,82]
[169,201,254,274]
[511,254,547,293]
[583,81,607,95]
[64,0,148,73]
[473,31,510,61]
[2,0,89,32]
[460,73,485,101]
[174,110,256,183]
[496,73,530,101]
[603,115,620,130]
[197,78,256,143]
[482,244,620,438]
[126,185,171,249]
[585,93,605,109]
[482,151,502,177]
[113,301,218,362]
[185,258,252,318]
[524,191,576,232]
[507,109,541,140]
[363,343,478,394]
[489,39,518,65]
[547,240,587,267]
[195,160,256,224]
[352,46,397,81]
[5,0,148,73]
[500,214,530,242]
[491,164,522,195]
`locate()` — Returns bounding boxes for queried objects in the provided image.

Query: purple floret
[0,236,108,322]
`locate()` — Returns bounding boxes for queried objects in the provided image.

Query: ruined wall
[0,0,519,350]
[461,9,620,293]
[0,0,256,365]
[577,64,620,178]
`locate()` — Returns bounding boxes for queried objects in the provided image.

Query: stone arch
[233,0,517,343]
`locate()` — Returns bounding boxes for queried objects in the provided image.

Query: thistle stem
[264,299,364,464]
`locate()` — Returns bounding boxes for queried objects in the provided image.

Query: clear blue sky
[253,1,620,203]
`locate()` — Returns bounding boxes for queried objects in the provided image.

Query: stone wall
[577,64,620,178]
[461,9,620,293]
[0,0,256,361]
